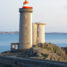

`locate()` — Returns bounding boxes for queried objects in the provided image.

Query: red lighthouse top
[24,0,29,4]
[22,0,32,9]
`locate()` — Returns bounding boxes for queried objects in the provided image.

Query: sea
[0,33,67,53]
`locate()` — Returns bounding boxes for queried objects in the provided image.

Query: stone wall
[0,56,67,67]
[11,43,19,51]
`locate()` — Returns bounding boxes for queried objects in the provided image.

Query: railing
[0,56,67,67]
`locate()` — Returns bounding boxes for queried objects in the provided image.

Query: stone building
[32,23,46,45]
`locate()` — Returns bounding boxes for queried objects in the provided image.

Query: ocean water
[0,33,67,52]
[46,33,67,47]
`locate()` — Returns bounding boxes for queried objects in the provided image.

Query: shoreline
[0,32,67,34]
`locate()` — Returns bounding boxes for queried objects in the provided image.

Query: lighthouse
[19,0,33,50]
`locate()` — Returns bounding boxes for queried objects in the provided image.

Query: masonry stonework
[32,23,46,45]
[32,23,37,45]
[19,8,33,50]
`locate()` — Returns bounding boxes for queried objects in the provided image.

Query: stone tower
[33,23,46,45]
[32,23,37,45]
[19,0,33,50]
[37,23,46,44]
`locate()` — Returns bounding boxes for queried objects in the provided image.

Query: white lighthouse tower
[19,0,33,50]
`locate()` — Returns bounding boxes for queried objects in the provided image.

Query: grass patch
[53,47,58,53]
[43,46,51,50]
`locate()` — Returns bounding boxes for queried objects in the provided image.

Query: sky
[0,0,67,32]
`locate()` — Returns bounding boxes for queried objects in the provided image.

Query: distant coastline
[0,32,18,34]
[46,32,67,34]
[0,32,67,34]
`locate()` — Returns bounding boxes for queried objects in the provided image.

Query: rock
[0,43,67,62]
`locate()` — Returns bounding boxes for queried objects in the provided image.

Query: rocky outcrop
[62,47,67,55]
[1,43,67,62]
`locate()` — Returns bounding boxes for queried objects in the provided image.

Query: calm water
[0,33,67,52]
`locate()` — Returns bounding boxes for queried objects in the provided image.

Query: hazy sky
[0,0,67,32]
